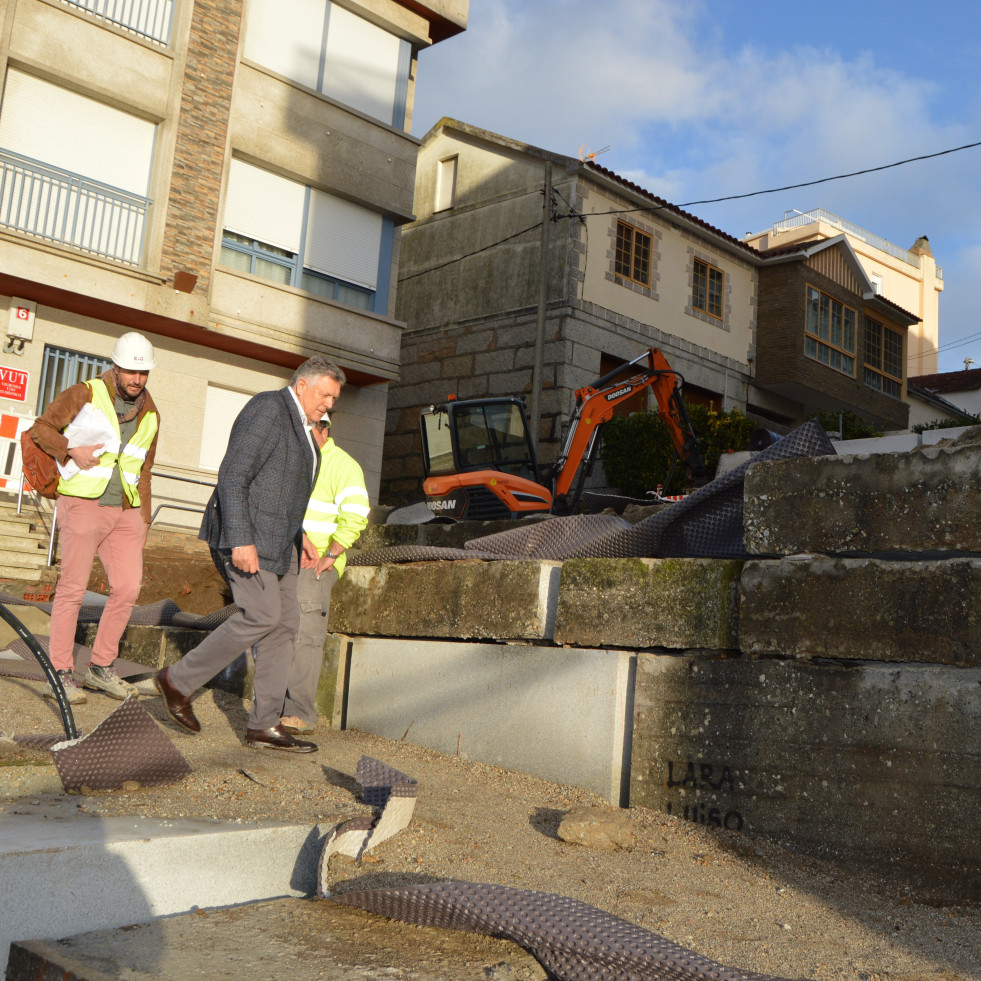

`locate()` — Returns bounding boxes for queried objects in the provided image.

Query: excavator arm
[550,348,706,506]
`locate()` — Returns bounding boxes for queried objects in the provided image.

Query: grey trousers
[282,566,338,724]
[168,554,300,730]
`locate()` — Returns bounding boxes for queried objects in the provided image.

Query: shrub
[601,404,756,497]
[807,409,881,440]
[912,414,981,433]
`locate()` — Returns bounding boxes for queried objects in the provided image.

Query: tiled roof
[583,161,759,256]
[908,368,981,393]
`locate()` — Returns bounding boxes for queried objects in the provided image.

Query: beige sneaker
[83,663,138,700]
[43,670,88,705]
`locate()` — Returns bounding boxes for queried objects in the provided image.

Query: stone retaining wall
[96,441,981,902]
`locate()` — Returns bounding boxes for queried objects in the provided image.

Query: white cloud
[414,0,981,355]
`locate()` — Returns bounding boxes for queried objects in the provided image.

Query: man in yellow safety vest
[279,407,370,734]
[31,332,160,704]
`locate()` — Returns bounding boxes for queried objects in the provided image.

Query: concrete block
[740,557,981,665]
[344,638,635,803]
[629,654,981,902]
[77,623,210,671]
[744,442,981,554]
[330,561,562,642]
[0,813,323,976]
[554,558,742,650]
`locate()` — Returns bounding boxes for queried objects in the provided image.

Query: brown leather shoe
[244,724,317,753]
[154,666,201,733]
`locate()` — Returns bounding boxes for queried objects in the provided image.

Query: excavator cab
[420,398,549,519]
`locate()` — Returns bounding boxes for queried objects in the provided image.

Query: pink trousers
[49,496,145,672]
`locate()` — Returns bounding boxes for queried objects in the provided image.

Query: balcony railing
[61,0,174,45]
[772,208,921,268]
[0,150,149,266]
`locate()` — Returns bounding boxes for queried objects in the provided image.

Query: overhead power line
[400,138,981,282]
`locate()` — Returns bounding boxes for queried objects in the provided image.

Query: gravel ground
[1,673,979,981]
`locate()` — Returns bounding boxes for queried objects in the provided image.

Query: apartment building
[0,0,467,516]
[745,209,942,376]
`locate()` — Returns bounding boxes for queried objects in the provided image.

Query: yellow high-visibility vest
[56,380,157,508]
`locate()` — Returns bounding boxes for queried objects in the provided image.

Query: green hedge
[601,404,756,497]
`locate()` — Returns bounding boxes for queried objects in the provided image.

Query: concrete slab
[6,897,546,980]
[744,442,981,555]
[343,638,634,804]
[554,557,741,650]
[331,561,561,642]
[0,808,323,976]
[629,654,981,903]
[740,557,981,665]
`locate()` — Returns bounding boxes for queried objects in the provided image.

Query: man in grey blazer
[155,356,345,752]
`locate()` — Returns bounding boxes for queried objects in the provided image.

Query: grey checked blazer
[199,387,318,575]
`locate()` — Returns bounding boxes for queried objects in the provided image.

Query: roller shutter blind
[0,69,154,195]
[223,158,305,254]
[322,4,401,123]
[304,188,382,291]
[243,0,326,91]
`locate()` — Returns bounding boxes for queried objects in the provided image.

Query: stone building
[0,0,467,514]
[382,119,919,504]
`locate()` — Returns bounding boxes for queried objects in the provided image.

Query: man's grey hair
[291,355,346,388]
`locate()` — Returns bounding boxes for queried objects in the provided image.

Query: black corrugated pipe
[0,602,78,740]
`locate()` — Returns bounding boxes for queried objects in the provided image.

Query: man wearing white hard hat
[30,331,160,703]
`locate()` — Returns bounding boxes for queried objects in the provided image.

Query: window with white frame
[435,156,458,212]
[243,0,411,128]
[220,158,390,313]
[0,69,155,265]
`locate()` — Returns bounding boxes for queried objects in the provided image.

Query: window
[692,258,724,319]
[0,69,155,265]
[435,156,458,212]
[615,221,651,286]
[199,385,253,470]
[220,159,390,314]
[243,0,411,128]
[36,345,112,415]
[864,317,903,399]
[804,285,856,376]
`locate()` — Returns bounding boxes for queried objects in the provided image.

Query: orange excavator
[419,347,706,521]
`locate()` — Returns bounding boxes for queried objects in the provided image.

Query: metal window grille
[37,345,113,415]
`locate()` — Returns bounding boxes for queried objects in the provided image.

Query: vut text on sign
[0,366,29,402]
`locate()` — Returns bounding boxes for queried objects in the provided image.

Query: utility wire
[401,138,981,283]
[559,138,981,218]
[399,221,542,282]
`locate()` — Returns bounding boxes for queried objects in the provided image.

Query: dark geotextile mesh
[356,755,419,809]
[331,881,806,981]
[0,636,147,683]
[0,592,239,631]
[50,697,190,792]
[10,731,67,751]
[351,421,835,567]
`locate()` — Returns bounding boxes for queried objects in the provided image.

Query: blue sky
[412,0,981,374]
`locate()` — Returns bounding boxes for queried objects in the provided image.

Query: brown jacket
[31,370,160,523]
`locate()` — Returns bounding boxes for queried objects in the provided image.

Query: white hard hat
[111,332,156,370]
